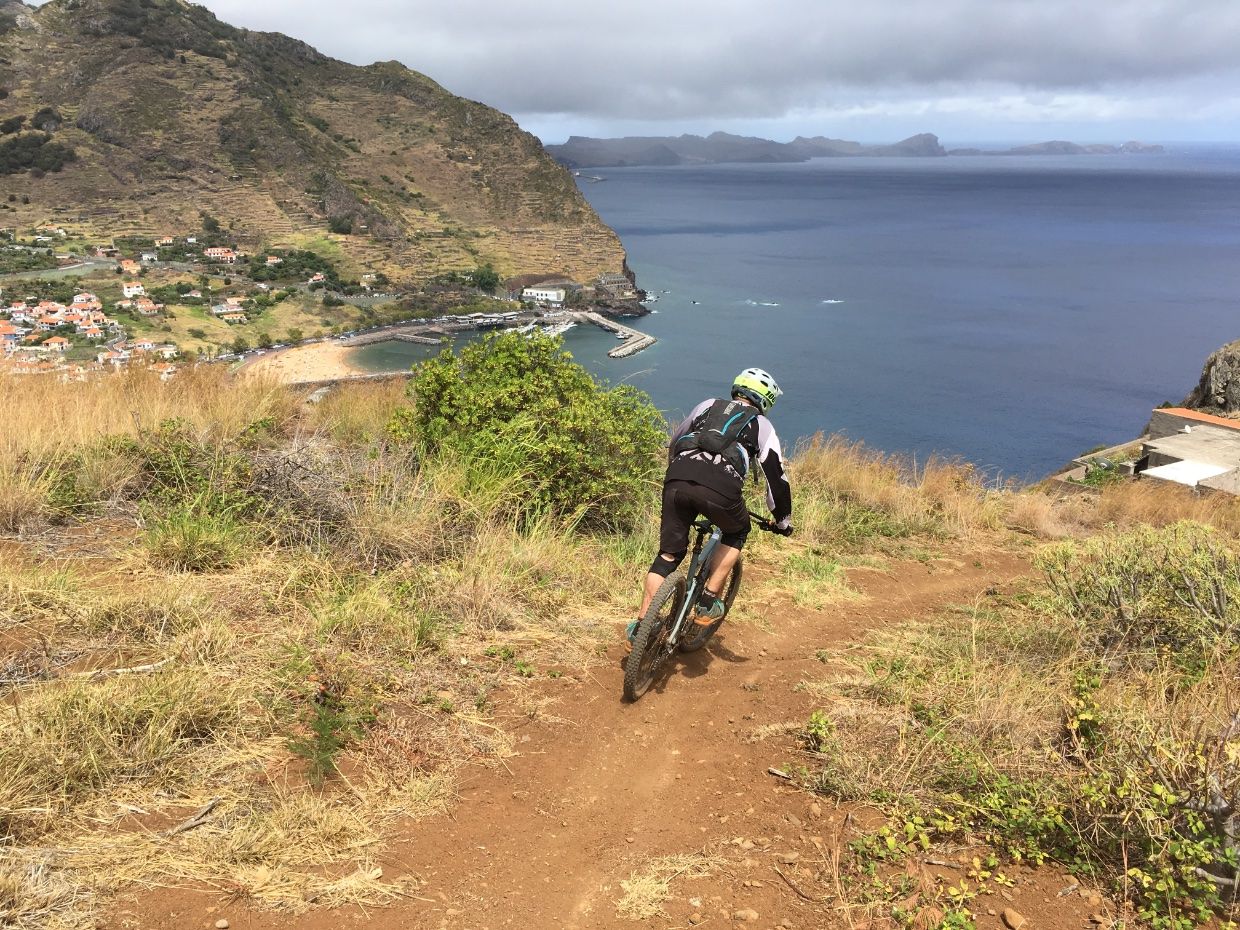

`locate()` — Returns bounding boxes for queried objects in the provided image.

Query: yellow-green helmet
[731,367,782,412]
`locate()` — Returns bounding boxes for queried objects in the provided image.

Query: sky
[31,0,1240,144]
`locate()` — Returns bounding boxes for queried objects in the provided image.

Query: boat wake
[820,299,845,304]
[744,299,781,307]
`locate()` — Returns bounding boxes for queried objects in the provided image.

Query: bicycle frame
[662,518,723,651]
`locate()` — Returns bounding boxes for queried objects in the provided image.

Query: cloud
[28,0,1240,136]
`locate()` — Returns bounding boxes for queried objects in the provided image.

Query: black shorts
[659,479,750,555]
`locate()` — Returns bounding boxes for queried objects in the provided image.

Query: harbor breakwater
[339,309,657,357]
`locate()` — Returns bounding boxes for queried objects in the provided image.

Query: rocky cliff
[1183,340,1240,414]
[0,0,626,283]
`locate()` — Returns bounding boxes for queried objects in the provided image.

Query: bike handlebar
[691,512,792,537]
[748,510,793,537]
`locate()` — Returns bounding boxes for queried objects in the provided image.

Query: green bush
[388,331,664,531]
[0,133,76,176]
[1038,521,1240,657]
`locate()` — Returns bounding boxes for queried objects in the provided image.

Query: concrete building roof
[1143,460,1233,487]
[1145,429,1240,468]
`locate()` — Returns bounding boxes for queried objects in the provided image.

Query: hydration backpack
[672,399,759,478]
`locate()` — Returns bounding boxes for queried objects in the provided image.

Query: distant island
[546,132,1165,169]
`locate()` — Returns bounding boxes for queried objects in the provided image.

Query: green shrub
[388,331,664,531]
[1038,521,1240,657]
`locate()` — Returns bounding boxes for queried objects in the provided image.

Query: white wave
[821,299,845,304]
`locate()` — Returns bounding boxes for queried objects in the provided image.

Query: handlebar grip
[748,510,790,536]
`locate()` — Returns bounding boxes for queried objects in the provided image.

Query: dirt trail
[114,550,1037,930]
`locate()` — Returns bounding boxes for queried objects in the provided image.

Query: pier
[571,311,657,358]
[337,309,656,358]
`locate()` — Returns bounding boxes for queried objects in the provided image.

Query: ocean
[353,148,1240,481]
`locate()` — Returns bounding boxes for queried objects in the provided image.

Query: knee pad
[649,552,685,577]
[720,527,750,549]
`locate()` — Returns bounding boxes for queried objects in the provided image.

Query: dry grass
[303,379,409,444]
[0,860,91,930]
[1005,480,1240,539]
[790,434,1004,548]
[0,370,653,926]
[0,367,295,461]
[615,852,724,920]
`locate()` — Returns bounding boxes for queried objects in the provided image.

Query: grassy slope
[1,370,1238,929]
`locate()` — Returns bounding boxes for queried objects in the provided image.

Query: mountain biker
[629,367,793,647]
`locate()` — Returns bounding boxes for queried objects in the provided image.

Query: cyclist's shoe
[624,619,640,653]
[693,593,726,625]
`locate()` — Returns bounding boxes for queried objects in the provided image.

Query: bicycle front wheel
[623,572,686,702]
[678,558,743,653]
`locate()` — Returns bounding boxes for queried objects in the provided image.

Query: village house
[82,326,104,341]
[140,252,158,263]
[119,259,141,275]
[43,336,69,352]
[204,247,238,263]
[94,246,120,259]
[210,296,248,316]
[308,272,326,284]
[71,292,103,311]
[265,255,284,266]
[151,363,178,381]
[134,297,164,316]
[0,322,22,352]
[185,289,203,300]
[123,281,145,298]
[220,311,247,324]
[155,237,175,247]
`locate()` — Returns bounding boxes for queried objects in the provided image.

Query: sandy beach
[242,341,370,383]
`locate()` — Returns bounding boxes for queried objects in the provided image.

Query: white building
[522,286,567,307]
[123,282,146,298]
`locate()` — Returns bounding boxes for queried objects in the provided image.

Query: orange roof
[1156,407,1240,431]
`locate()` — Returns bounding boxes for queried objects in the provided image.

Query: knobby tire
[623,572,686,702]
[678,559,743,653]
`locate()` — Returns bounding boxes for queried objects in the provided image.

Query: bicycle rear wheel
[678,559,743,653]
[623,573,686,702]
